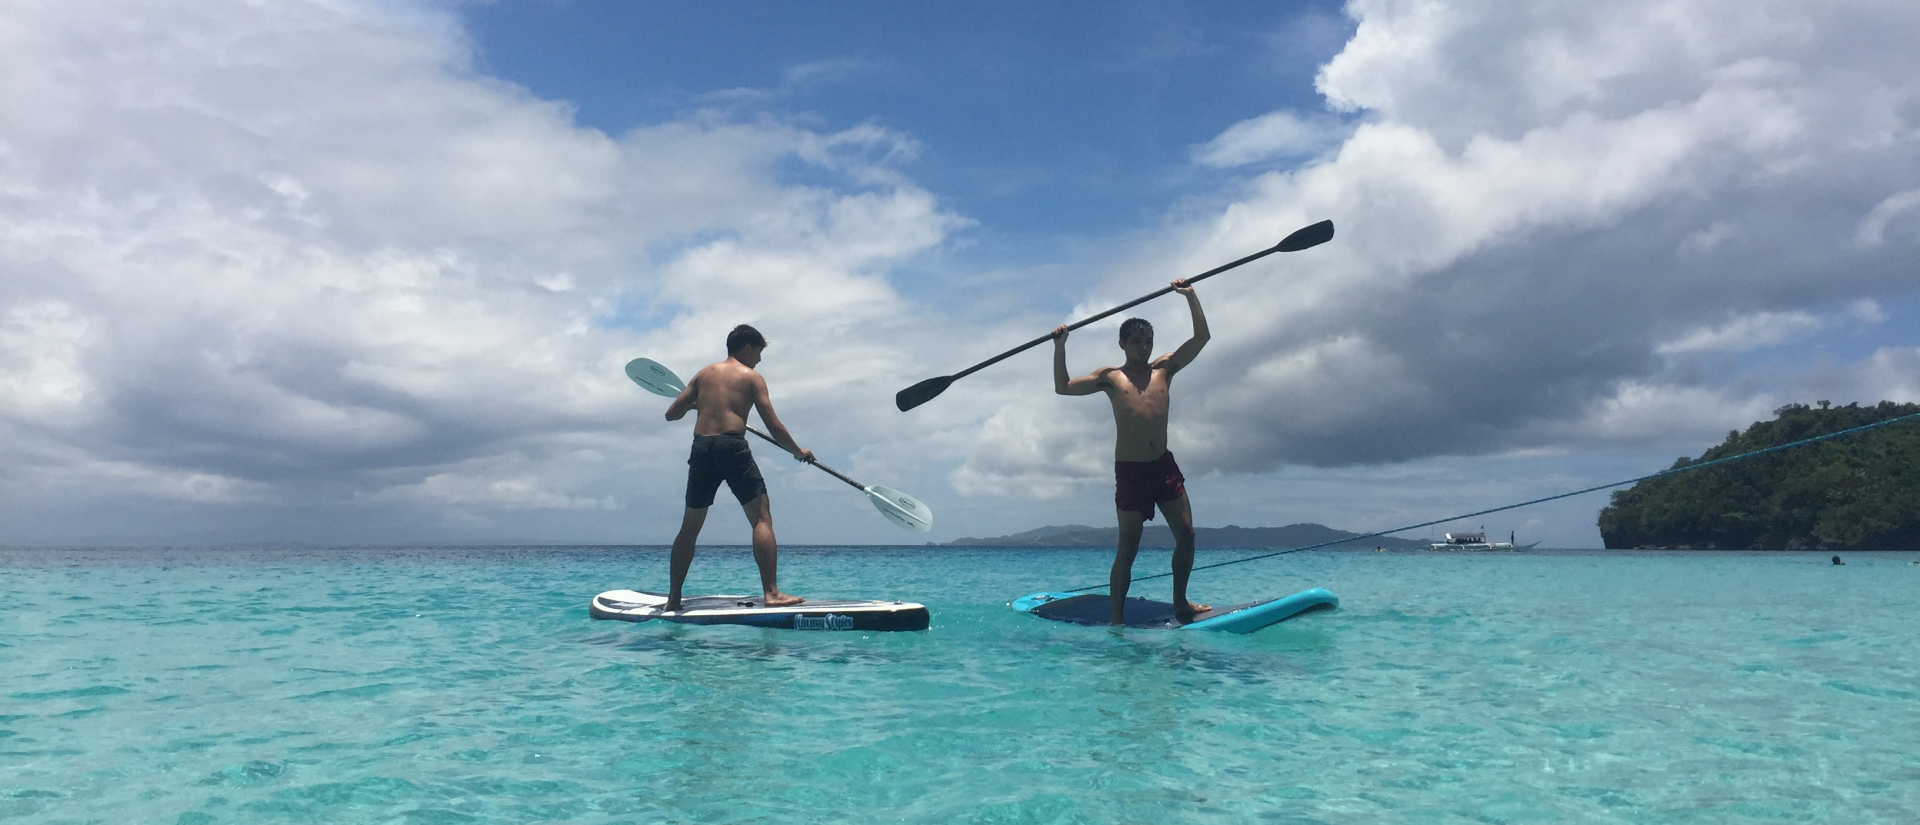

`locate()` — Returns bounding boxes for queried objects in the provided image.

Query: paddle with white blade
[625,358,934,533]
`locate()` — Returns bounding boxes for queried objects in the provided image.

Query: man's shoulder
[697,361,757,383]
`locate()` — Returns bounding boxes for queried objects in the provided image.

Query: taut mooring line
[1069,408,1920,593]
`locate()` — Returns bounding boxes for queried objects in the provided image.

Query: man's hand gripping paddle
[625,358,934,533]
[894,219,1335,411]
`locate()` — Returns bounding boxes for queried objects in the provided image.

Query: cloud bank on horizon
[1,0,1916,545]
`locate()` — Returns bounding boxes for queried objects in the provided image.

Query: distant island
[943,522,1428,549]
[1599,401,1920,550]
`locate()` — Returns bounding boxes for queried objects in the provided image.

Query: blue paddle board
[1012,588,1337,633]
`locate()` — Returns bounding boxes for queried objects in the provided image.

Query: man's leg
[742,493,803,606]
[1158,494,1210,618]
[666,506,708,612]
[1111,508,1147,626]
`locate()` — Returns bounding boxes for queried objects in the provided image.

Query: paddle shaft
[741,425,868,492]
[950,242,1293,384]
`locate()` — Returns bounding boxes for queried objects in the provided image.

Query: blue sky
[465,1,1350,255]
[2,0,1918,550]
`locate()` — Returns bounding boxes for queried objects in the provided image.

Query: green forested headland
[1598,401,1920,550]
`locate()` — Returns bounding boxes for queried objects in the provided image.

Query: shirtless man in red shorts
[1053,279,1212,626]
[663,324,813,612]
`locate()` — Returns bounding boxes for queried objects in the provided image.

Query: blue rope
[1072,408,1920,593]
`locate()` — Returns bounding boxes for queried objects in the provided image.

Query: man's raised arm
[1053,326,1105,396]
[1165,279,1210,373]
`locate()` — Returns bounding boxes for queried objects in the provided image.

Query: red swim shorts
[1114,450,1185,521]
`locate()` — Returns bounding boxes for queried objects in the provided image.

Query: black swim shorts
[1115,449,1185,521]
[685,432,768,509]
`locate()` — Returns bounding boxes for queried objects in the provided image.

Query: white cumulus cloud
[0,0,973,544]
[957,0,1920,492]
[1192,110,1352,168]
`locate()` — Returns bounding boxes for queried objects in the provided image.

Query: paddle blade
[625,357,686,397]
[865,485,933,533]
[1275,219,1335,252]
[895,375,954,411]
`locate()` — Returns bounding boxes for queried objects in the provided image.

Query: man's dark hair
[727,324,767,355]
[1118,317,1153,343]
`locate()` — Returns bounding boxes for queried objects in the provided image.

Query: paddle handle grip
[950,241,1286,382]
[743,426,867,491]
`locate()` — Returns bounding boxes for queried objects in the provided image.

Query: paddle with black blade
[625,358,934,533]
[895,219,1335,411]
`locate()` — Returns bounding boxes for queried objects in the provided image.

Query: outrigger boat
[1429,531,1539,551]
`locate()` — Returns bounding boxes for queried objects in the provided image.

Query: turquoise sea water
[3,546,1917,824]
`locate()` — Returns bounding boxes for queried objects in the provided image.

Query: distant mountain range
[942,522,1427,549]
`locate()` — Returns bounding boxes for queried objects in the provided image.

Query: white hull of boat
[1428,541,1540,552]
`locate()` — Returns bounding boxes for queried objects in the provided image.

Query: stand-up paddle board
[591,590,930,632]
[1011,588,1336,633]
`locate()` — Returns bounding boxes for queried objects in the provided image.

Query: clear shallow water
[2,546,1917,824]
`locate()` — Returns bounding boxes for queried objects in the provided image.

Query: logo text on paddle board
[794,613,854,631]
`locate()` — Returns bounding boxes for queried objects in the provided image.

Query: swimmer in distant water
[1053,278,1211,626]
[662,324,814,612]
[1832,555,1844,565]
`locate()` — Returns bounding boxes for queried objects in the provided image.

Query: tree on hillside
[1597,401,1920,550]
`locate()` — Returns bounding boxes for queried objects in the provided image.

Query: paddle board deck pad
[591,590,929,632]
[1011,588,1337,633]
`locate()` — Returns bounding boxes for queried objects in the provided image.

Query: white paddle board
[591,589,930,632]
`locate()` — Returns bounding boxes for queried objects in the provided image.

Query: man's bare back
[678,360,771,437]
[666,352,811,459]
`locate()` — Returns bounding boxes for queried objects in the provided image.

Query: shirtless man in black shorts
[1054,279,1212,626]
[662,324,813,611]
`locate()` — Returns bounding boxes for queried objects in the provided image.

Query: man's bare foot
[764,591,804,607]
[661,600,681,613]
[1175,601,1211,620]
